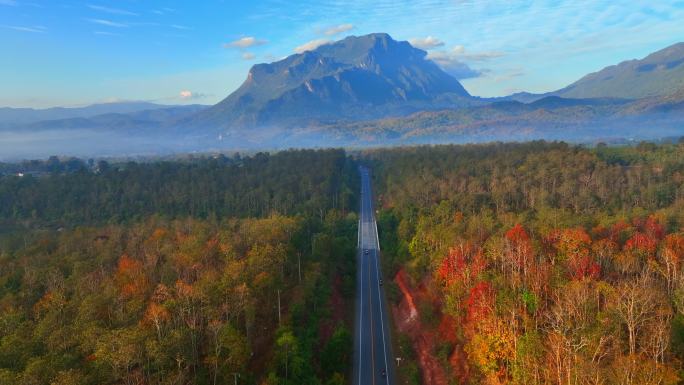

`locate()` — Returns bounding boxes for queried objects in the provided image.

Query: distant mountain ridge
[491,42,684,103]
[556,42,684,99]
[0,104,208,132]
[188,33,477,130]
[314,94,684,146]
[3,35,684,159]
[0,101,197,126]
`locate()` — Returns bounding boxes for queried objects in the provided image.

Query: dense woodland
[0,149,356,226]
[367,141,684,385]
[0,149,358,385]
[6,142,684,385]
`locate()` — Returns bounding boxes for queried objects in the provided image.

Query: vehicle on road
[364,249,369,255]
[379,279,383,286]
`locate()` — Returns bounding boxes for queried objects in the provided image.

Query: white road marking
[358,219,361,248]
[358,197,364,385]
[374,249,390,385]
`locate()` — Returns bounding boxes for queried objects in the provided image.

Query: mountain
[0,101,191,126]
[488,92,547,103]
[1,105,208,132]
[188,33,476,130]
[619,87,684,115]
[313,98,682,146]
[555,42,684,99]
[4,36,684,160]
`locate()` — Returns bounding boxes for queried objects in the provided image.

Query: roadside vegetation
[366,141,684,385]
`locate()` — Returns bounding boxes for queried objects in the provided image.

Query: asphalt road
[353,166,395,385]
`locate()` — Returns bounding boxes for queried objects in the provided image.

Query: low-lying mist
[1,115,683,161]
[0,129,208,161]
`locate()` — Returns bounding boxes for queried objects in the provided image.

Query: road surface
[353,166,395,385]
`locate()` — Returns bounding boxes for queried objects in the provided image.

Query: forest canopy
[0,149,357,227]
[6,141,684,385]
[0,149,359,385]
[365,141,684,385]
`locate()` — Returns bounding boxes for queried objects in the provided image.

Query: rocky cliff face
[188,33,474,129]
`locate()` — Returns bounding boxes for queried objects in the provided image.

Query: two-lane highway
[354,166,394,385]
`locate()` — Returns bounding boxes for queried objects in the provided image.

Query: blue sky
[2,0,684,108]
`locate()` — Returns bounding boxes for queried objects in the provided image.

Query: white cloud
[224,36,267,49]
[242,52,256,60]
[324,23,354,36]
[409,36,444,50]
[494,69,525,83]
[425,45,505,79]
[179,90,207,100]
[427,51,482,79]
[0,0,17,5]
[86,18,129,28]
[151,8,175,15]
[87,4,138,16]
[294,39,331,53]
[1,24,46,33]
[94,31,121,36]
[451,45,504,61]
[171,24,191,30]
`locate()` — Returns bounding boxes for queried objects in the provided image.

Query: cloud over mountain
[224,37,267,49]
[427,51,482,79]
[409,36,444,50]
[294,38,331,53]
[324,24,354,36]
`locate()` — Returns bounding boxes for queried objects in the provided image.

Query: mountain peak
[345,32,406,50]
[336,32,395,47]
[645,42,684,62]
[192,33,472,129]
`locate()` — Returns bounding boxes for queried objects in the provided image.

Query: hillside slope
[556,42,684,99]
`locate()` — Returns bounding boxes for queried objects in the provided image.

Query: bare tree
[611,271,662,356]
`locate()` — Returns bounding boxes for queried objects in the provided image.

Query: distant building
[15,171,49,178]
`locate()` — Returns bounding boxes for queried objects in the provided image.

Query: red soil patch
[395,269,418,321]
[393,269,448,385]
